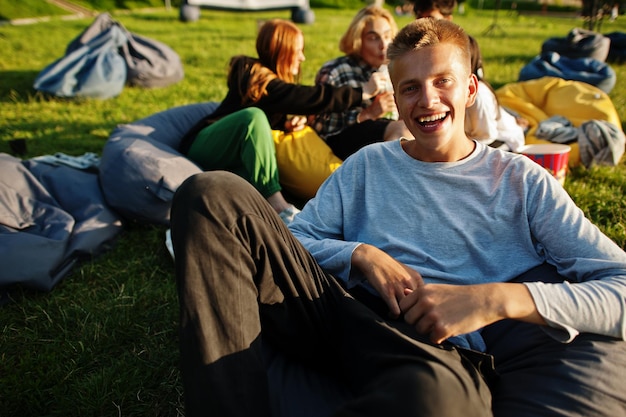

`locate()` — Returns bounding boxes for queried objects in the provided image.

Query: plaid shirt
[312,55,376,139]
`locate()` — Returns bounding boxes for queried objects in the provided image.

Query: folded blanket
[534,116,625,167]
[496,77,623,166]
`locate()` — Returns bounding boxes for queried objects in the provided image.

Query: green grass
[1,4,626,416]
[0,0,67,20]
[0,0,170,19]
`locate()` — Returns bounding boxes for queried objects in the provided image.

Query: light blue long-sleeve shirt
[289,140,626,350]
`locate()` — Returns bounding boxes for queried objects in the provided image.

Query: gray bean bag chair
[0,153,123,291]
[542,27,611,62]
[66,13,185,90]
[33,19,128,99]
[34,13,184,100]
[99,102,218,225]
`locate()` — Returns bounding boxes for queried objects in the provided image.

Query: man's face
[360,17,394,68]
[390,42,477,161]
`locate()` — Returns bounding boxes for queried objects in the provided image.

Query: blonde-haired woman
[179,19,385,223]
[312,5,412,160]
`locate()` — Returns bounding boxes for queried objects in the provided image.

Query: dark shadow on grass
[0,70,120,109]
[124,14,179,23]
[487,53,536,61]
[0,70,41,99]
[2,118,115,158]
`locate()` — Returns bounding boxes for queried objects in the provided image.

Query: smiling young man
[171,18,626,417]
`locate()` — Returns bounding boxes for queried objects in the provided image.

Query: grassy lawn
[1,4,625,416]
[0,0,68,20]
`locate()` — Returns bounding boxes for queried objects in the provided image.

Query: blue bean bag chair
[519,51,616,94]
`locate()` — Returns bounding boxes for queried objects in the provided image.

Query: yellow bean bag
[496,77,623,167]
[272,126,342,200]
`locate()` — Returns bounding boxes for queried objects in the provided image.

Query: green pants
[187,107,282,198]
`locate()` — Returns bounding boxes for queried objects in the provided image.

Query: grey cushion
[99,102,219,225]
[542,28,611,62]
[0,154,123,291]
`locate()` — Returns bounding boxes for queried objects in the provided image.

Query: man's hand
[400,282,545,344]
[351,244,424,318]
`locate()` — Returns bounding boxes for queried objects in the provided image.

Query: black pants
[171,171,626,417]
[325,119,390,160]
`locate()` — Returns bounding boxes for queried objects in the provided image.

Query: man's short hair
[387,18,470,74]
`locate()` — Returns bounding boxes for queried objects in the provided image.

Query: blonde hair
[339,5,398,58]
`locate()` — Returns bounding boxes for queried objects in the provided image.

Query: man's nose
[419,86,439,108]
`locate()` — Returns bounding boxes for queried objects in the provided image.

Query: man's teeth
[418,113,446,123]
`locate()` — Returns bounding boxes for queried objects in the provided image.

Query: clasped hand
[400,283,506,345]
[352,244,541,345]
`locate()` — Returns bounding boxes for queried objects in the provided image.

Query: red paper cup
[519,144,571,186]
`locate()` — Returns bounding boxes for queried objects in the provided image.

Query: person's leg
[187,107,282,199]
[187,107,297,217]
[483,263,626,416]
[171,171,492,417]
[267,287,494,417]
[331,294,493,417]
[171,171,344,417]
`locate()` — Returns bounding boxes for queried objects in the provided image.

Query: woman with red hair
[179,19,384,223]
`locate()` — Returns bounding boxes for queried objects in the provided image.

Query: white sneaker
[165,229,175,260]
[278,205,300,225]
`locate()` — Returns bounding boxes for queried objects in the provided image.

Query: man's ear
[466,73,478,108]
